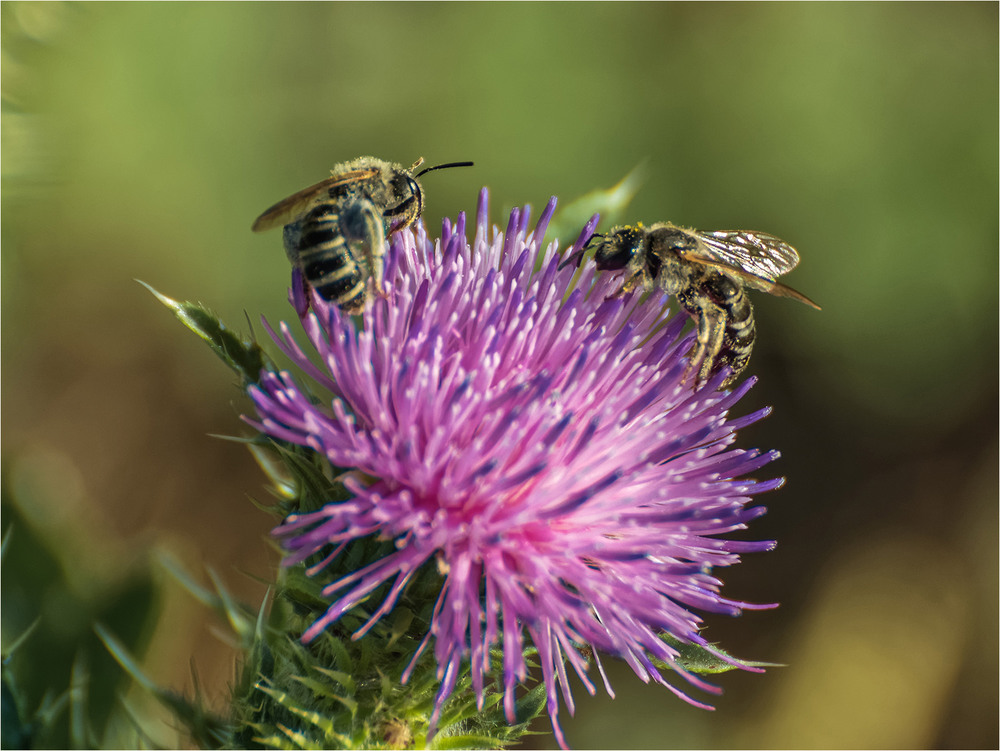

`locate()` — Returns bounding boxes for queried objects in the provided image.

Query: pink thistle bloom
[246,190,781,748]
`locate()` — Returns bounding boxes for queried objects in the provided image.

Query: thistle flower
[246,190,781,748]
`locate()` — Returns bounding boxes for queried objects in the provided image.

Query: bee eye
[383,194,415,218]
[594,238,631,271]
[392,175,416,197]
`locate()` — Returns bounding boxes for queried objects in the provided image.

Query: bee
[568,222,820,388]
[252,156,472,313]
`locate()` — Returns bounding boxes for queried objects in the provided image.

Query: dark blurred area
[2,3,996,748]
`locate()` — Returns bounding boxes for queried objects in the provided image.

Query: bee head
[592,226,645,270]
[384,159,474,233]
[383,170,423,231]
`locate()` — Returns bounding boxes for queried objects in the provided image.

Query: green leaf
[254,681,352,748]
[2,663,36,751]
[95,623,165,698]
[248,441,300,501]
[95,624,229,748]
[512,680,547,725]
[433,733,510,750]
[156,551,261,648]
[1,617,40,660]
[289,674,358,714]
[156,550,222,610]
[659,634,782,674]
[312,667,357,696]
[1,525,12,563]
[68,652,92,749]
[207,568,257,645]
[544,162,647,248]
[139,281,273,386]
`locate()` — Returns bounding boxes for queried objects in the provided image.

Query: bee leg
[289,267,311,317]
[684,304,727,389]
[282,221,312,316]
[340,200,388,299]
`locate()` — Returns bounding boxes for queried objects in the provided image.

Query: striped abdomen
[293,203,366,313]
[702,271,756,383]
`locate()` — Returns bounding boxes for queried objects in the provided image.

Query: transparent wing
[682,256,821,309]
[681,229,801,282]
[251,168,378,232]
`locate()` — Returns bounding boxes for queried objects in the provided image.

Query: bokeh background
[2,3,996,748]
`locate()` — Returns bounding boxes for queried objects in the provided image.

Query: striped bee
[252,156,472,313]
[569,222,820,388]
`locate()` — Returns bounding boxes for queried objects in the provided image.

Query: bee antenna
[416,161,474,177]
[557,232,605,270]
[558,246,588,271]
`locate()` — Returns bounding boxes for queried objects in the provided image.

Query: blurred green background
[2,2,996,748]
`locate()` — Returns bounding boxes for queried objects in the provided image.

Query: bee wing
[765,278,822,309]
[680,229,801,282]
[682,255,821,309]
[251,168,379,232]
